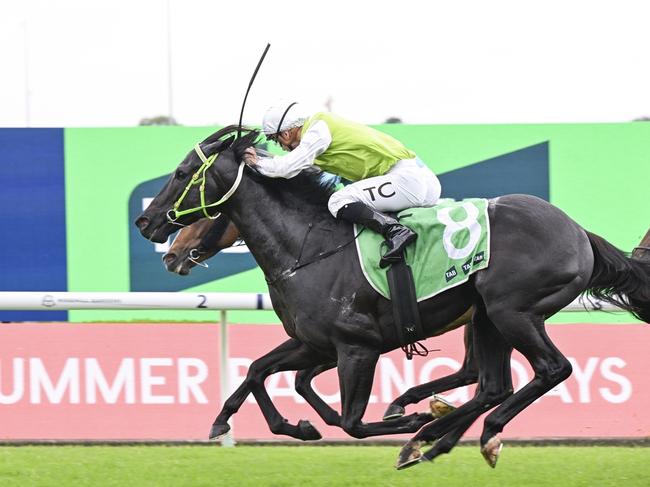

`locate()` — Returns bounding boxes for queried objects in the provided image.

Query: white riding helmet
[262,101,310,136]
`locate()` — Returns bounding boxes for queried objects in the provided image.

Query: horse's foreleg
[244,339,327,441]
[209,380,254,439]
[295,362,340,426]
[335,343,433,439]
[210,338,325,441]
[383,324,478,420]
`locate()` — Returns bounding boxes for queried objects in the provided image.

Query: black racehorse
[163,212,474,440]
[136,126,650,468]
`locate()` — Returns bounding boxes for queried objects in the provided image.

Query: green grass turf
[0,445,648,487]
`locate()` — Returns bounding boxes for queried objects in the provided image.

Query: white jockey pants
[327,158,441,217]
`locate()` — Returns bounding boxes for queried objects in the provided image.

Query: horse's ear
[231,130,261,161]
[220,136,235,150]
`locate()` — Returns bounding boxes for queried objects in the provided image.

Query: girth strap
[386,259,429,359]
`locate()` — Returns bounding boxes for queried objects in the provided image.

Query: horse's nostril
[135,216,150,230]
[162,253,176,267]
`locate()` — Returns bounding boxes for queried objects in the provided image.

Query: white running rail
[0,291,618,312]
[0,292,274,310]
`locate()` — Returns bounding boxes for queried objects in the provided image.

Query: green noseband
[167,143,246,223]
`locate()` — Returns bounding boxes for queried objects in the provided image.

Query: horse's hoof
[209,423,231,440]
[429,395,456,418]
[480,435,503,468]
[396,440,424,470]
[298,420,322,441]
[383,403,406,421]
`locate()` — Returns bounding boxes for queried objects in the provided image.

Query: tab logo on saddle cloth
[464,252,486,275]
[355,199,490,301]
[445,266,458,282]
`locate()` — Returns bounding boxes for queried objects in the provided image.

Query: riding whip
[237,43,271,139]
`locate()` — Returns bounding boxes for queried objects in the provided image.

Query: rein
[265,225,365,286]
[166,144,245,224]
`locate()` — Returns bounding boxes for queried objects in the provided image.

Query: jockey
[243,101,441,267]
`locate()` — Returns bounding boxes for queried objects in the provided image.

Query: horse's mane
[202,124,338,207]
[248,167,338,207]
[201,124,259,153]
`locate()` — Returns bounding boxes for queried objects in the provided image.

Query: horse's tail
[585,231,650,323]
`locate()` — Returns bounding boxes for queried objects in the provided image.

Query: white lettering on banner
[570,357,599,403]
[599,357,632,404]
[30,358,80,404]
[178,358,209,404]
[267,372,306,403]
[0,355,632,406]
[141,358,174,404]
[0,357,208,405]
[309,382,341,404]
[0,358,24,404]
[86,358,135,404]
[380,358,415,403]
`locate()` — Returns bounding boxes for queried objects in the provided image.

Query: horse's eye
[175,169,187,180]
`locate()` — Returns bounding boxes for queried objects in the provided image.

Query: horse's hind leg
[210,338,327,441]
[399,412,481,470]
[396,306,513,468]
[383,324,477,420]
[478,307,572,467]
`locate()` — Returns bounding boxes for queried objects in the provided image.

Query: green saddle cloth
[354,198,490,301]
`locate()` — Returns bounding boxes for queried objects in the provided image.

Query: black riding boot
[337,202,417,268]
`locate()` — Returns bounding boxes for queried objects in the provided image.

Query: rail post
[219,309,235,447]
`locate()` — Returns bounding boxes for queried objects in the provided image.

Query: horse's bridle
[166,144,245,224]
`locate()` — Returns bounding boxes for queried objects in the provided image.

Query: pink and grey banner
[0,323,648,441]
